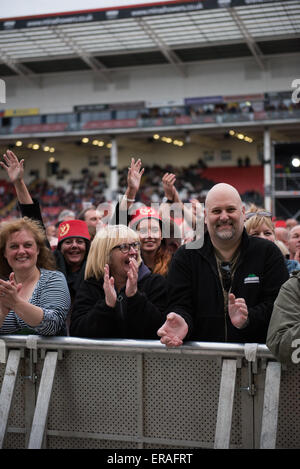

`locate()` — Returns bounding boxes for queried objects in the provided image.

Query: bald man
[158,183,289,345]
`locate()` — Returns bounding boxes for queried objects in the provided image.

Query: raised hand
[0,150,24,183]
[157,312,188,347]
[103,264,117,308]
[127,158,144,194]
[228,293,248,329]
[162,172,176,202]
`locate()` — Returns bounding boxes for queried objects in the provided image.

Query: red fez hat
[57,219,91,246]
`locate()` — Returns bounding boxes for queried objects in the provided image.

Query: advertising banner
[0,0,282,30]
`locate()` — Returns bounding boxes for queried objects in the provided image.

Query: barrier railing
[0,336,299,449]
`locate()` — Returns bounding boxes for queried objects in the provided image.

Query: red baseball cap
[57,219,91,247]
[274,220,287,228]
[130,207,162,230]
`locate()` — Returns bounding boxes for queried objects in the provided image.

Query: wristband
[123,194,135,202]
[162,197,174,204]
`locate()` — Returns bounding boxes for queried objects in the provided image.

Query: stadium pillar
[109,136,118,200]
[263,127,272,212]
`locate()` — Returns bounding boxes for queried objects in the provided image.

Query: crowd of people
[0,156,264,225]
[138,97,300,120]
[0,149,299,365]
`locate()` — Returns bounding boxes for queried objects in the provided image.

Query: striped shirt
[0,269,71,336]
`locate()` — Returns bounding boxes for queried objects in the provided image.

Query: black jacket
[166,229,289,344]
[70,262,167,339]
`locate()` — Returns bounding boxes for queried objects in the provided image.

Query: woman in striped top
[0,217,70,335]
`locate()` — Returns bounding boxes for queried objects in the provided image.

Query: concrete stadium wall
[2,54,298,114]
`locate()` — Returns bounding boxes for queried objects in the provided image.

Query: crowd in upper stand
[0,150,299,365]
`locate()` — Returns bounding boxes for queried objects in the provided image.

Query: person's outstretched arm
[157,312,189,347]
[1,150,33,204]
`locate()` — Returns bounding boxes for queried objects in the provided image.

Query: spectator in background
[288,225,300,263]
[274,224,289,248]
[55,219,90,306]
[0,217,70,335]
[113,158,202,275]
[245,207,300,274]
[112,159,175,276]
[46,224,58,250]
[129,207,173,277]
[77,205,106,240]
[70,225,167,339]
[56,209,76,226]
[286,218,298,230]
[157,183,289,346]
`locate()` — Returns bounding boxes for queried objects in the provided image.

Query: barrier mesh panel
[44,351,243,449]
[143,354,220,444]
[47,350,139,437]
[276,365,300,449]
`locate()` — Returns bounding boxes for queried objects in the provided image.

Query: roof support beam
[136,18,187,77]
[0,51,41,86]
[51,27,111,82]
[228,7,266,71]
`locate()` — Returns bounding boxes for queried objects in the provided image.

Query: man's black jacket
[166,230,289,344]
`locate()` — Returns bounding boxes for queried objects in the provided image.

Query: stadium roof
[0,0,299,80]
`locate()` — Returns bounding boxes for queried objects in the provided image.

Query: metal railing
[1,110,300,136]
[0,336,298,449]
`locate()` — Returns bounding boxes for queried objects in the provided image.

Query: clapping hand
[125,257,138,298]
[228,293,248,329]
[103,264,117,308]
[0,272,22,311]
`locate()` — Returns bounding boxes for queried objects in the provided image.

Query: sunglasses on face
[112,242,140,254]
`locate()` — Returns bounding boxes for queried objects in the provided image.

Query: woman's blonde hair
[84,224,142,280]
[0,217,56,279]
[244,205,275,235]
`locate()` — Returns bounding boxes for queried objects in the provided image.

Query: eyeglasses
[220,261,232,292]
[112,242,140,254]
[245,211,272,220]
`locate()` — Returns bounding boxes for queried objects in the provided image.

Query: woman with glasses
[70,225,167,339]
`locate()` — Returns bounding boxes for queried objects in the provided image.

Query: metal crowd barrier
[0,336,299,449]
